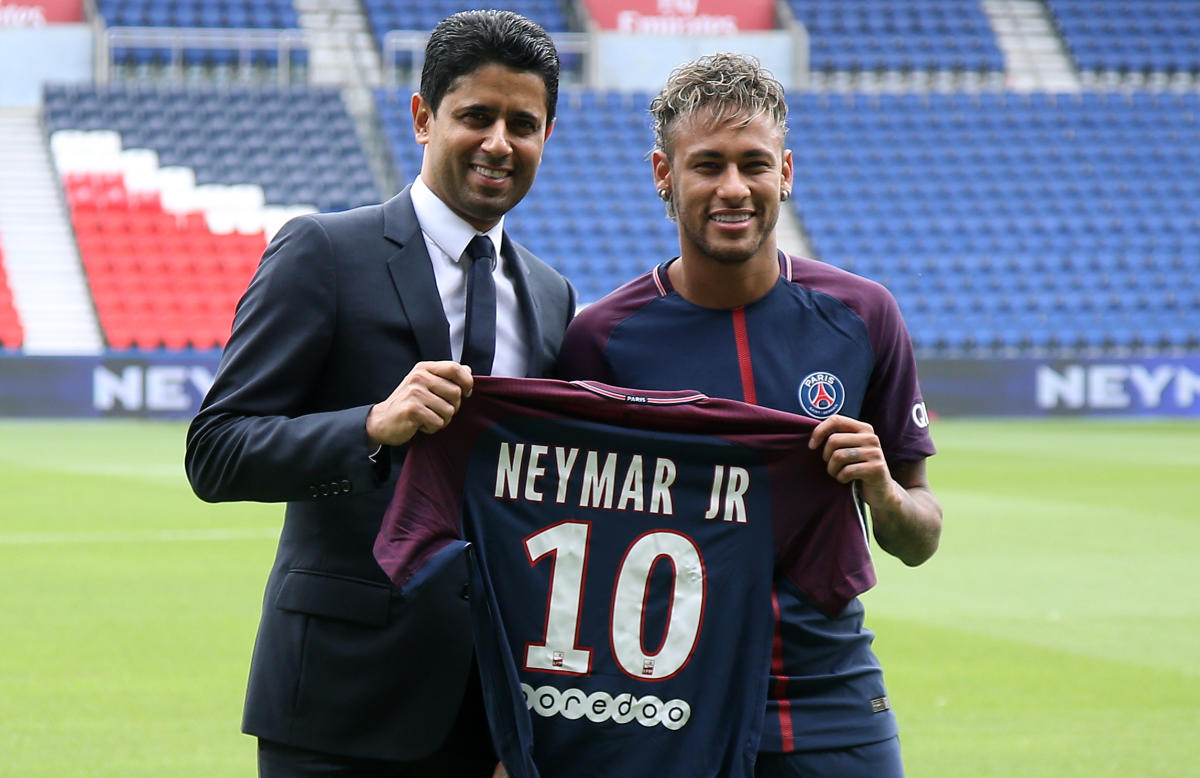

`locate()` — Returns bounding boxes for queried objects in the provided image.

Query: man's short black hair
[420,10,560,124]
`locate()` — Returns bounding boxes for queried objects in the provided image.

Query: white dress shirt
[410,176,529,378]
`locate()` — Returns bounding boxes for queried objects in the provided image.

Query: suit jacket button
[319,484,330,496]
[309,486,319,498]
[340,479,352,493]
[460,584,470,600]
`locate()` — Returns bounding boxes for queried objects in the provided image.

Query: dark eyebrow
[455,103,542,127]
[508,109,543,125]
[688,147,775,162]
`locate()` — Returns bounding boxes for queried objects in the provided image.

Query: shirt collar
[411,175,504,267]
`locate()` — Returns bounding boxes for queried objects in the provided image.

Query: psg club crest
[798,372,846,419]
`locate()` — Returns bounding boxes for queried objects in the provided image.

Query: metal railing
[98,25,804,91]
[381,30,595,88]
[98,27,310,85]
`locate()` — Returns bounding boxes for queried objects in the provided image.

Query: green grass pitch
[0,418,1197,776]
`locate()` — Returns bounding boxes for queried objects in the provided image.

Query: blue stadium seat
[788,0,1004,73]
[95,0,305,69]
[1048,0,1200,73]
[784,88,1200,356]
[46,85,378,214]
[361,0,573,62]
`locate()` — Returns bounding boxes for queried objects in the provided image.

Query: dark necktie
[461,235,497,376]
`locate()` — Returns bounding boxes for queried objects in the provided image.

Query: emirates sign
[585,0,774,34]
[0,0,82,25]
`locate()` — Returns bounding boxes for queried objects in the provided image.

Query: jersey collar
[652,252,792,298]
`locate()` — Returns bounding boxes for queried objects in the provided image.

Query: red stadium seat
[29,192,243,353]
[0,242,22,349]
[62,168,271,351]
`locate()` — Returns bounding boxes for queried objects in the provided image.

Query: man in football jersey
[554,53,943,777]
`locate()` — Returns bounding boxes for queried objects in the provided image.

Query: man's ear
[652,149,671,192]
[411,93,433,146]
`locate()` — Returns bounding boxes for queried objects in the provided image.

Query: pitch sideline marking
[0,527,280,544]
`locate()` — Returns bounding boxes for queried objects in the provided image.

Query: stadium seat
[45,85,376,217]
[1048,0,1200,75]
[0,241,24,349]
[786,89,1200,356]
[364,0,573,73]
[56,165,266,351]
[95,0,305,69]
[787,0,1004,73]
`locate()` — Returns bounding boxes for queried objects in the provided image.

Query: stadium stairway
[0,108,103,355]
[982,0,1079,91]
[296,0,382,87]
[775,200,811,259]
[292,0,397,196]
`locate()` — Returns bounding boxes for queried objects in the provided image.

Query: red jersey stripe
[770,587,795,751]
[731,307,756,404]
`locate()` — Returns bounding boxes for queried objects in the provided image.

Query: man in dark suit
[184,11,575,777]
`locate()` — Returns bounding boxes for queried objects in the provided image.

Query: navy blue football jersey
[375,377,874,777]
[554,252,936,752]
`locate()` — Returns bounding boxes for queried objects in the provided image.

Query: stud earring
[657,188,670,201]
[780,189,791,202]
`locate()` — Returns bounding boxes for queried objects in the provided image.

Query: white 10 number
[523,520,705,680]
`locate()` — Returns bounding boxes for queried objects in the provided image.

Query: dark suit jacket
[184,187,575,760]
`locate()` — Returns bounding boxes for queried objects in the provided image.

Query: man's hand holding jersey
[366,361,475,447]
[809,415,942,567]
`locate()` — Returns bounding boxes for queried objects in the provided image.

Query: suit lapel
[503,237,548,377]
[383,188,452,361]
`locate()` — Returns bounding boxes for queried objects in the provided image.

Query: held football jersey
[554,252,937,752]
[374,376,875,778]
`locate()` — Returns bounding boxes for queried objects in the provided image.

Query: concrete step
[1,231,77,243]
[10,279,92,292]
[0,202,61,211]
[21,318,101,328]
[0,253,79,264]
[0,111,103,354]
[0,206,67,217]
[9,300,95,314]
[0,221,68,231]
[5,262,84,274]
[0,208,69,217]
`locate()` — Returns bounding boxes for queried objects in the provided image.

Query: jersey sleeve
[552,309,616,382]
[860,288,936,464]
[553,271,666,383]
